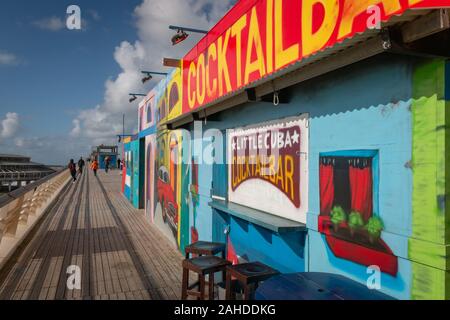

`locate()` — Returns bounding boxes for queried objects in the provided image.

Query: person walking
[68,159,77,183]
[91,158,99,177]
[105,156,110,173]
[117,158,121,170]
[78,157,85,175]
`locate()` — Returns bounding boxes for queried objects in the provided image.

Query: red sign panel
[182,0,449,113]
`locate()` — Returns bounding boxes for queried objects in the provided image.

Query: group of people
[68,156,120,183]
[68,157,86,183]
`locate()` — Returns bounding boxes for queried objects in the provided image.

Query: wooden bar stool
[182,256,231,300]
[225,262,279,300]
[185,241,227,289]
[184,241,226,259]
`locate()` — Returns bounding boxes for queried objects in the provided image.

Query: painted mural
[154,129,190,251]
[138,92,156,134]
[123,55,449,300]
[317,151,397,276]
[227,116,309,223]
[145,134,156,223]
[123,141,132,202]
[119,0,450,300]
[131,139,140,208]
[167,67,183,122]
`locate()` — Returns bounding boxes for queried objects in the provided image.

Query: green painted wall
[410,59,449,299]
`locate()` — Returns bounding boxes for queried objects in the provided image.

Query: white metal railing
[0,170,54,182]
[0,169,71,270]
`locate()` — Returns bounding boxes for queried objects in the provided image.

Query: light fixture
[142,74,152,84]
[141,71,168,84]
[172,29,189,45]
[128,93,146,103]
[169,25,208,46]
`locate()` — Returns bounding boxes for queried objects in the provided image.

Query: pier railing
[0,168,71,270]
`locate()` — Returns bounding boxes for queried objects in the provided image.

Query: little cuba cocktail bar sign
[181,0,447,114]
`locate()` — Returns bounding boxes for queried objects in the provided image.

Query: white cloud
[32,16,65,31]
[71,0,236,148]
[70,119,81,137]
[0,112,20,139]
[0,51,19,66]
[88,10,101,21]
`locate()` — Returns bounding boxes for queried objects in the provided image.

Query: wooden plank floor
[0,169,183,300]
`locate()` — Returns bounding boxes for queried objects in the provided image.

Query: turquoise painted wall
[124,142,132,201]
[186,53,428,298]
[189,136,214,243]
[131,140,140,209]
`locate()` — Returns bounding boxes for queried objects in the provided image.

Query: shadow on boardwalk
[0,169,183,300]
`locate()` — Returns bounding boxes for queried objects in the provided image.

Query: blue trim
[320,150,378,157]
[138,126,156,139]
[319,149,380,216]
[209,200,306,234]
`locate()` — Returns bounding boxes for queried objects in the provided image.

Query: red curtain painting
[349,164,373,222]
[320,163,334,215]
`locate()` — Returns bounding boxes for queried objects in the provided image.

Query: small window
[319,156,373,219]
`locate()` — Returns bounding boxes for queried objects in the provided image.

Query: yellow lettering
[266,0,274,73]
[302,0,339,57]
[269,156,277,183]
[231,14,247,87]
[196,53,206,105]
[276,156,284,190]
[285,155,294,201]
[232,157,237,188]
[244,7,266,85]
[206,43,217,98]
[275,0,299,69]
[188,61,196,109]
[218,29,232,96]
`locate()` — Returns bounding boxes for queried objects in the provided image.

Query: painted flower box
[318,215,398,276]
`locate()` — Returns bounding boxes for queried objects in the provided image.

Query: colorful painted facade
[123,136,141,208]
[122,0,450,300]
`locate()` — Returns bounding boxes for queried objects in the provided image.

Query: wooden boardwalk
[0,169,183,300]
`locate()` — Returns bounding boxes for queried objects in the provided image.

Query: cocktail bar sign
[183,0,448,112]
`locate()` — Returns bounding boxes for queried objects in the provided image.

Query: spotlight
[128,93,146,103]
[142,73,153,84]
[172,29,189,45]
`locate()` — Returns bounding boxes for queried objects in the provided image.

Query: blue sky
[0,0,235,165]
[0,0,140,142]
